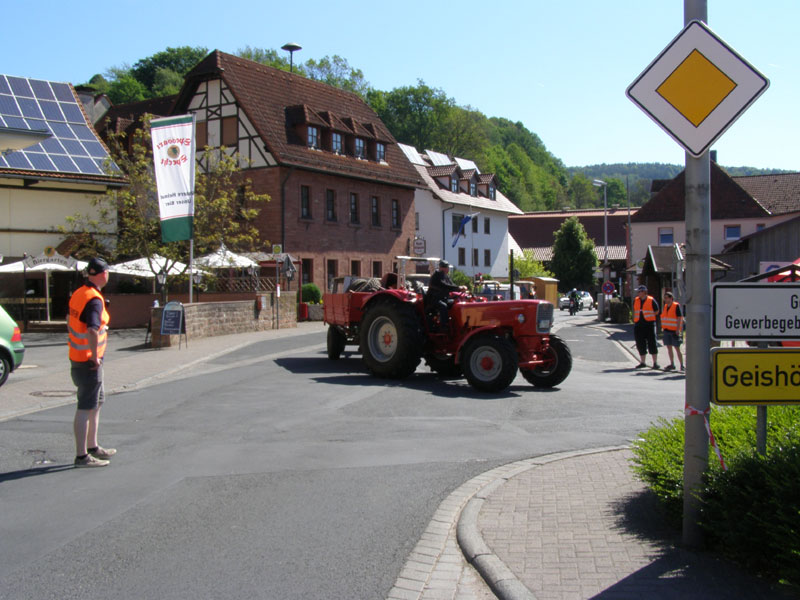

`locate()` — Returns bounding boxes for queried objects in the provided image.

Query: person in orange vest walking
[660,291,684,371]
[633,284,660,369]
[68,257,116,468]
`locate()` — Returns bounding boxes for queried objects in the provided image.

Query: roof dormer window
[470,181,477,197]
[332,132,343,154]
[376,142,386,162]
[489,183,495,200]
[355,137,366,159]
[451,177,458,193]
[307,126,320,149]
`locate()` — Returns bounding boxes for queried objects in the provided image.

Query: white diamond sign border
[626,20,769,157]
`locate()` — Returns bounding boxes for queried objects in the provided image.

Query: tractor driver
[425,260,467,331]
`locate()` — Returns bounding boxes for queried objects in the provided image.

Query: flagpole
[189,238,194,303]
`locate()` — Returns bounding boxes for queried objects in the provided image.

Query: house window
[355,137,366,158]
[484,249,491,267]
[372,261,382,277]
[484,218,490,234]
[376,142,386,162]
[658,227,673,245]
[222,116,238,147]
[452,214,463,236]
[301,258,313,285]
[326,189,336,221]
[415,211,419,231]
[724,225,741,240]
[472,248,479,266]
[349,193,360,224]
[458,248,466,266]
[307,126,320,149]
[332,132,343,154]
[472,218,478,234]
[326,259,337,291]
[371,196,380,226]
[756,223,765,231]
[470,181,477,197]
[300,185,311,219]
[489,184,495,200]
[351,260,361,276]
[451,177,458,193]
[391,199,400,228]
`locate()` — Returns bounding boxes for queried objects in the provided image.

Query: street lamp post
[156,269,167,305]
[593,179,609,319]
[281,43,302,73]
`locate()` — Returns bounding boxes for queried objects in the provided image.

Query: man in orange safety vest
[633,284,660,369]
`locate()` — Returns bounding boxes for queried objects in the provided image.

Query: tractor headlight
[516,313,525,324]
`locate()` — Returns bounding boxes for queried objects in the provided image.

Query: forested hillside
[81,46,790,214]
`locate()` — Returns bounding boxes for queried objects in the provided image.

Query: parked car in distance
[0,305,25,387]
[558,291,595,311]
[473,281,524,301]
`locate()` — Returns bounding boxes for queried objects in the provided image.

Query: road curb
[455,446,630,600]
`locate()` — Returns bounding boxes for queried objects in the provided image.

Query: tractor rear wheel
[462,335,518,392]
[521,334,572,388]
[360,300,423,378]
[327,326,347,360]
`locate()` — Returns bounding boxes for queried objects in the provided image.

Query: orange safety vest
[661,302,681,331]
[67,285,109,362]
[633,295,657,323]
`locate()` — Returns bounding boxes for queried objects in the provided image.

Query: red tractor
[323,257,571,393]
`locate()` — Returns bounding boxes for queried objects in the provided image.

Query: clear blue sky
[5,0,797,170]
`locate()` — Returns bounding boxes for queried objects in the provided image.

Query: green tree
[568,173,596,209]
[107,74,147,104]
[152,67,185,97]
[434,106,489,159]
[549,216,598,290]
[512,249,553,278]
[304,55,371,98]
[130,46,208,92]
[367,81,454,151]
[236,46,302,74]
[60,116,270,279]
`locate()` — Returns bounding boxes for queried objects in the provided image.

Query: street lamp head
[592,179,606,187]
[281,42,302,73]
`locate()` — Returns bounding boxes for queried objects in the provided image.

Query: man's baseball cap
[636,284,648,292]
[87,257,109,275]
[439,260,450,268]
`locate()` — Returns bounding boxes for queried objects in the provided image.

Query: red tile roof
[508,209,635,249]
[632,162,770,222]
[175,51,421,188]
[733,172,800,215]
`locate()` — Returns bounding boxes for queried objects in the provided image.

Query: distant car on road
[558,291,594,311]
[0,305,25,387]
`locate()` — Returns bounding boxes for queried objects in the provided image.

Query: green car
[0,305,25,387]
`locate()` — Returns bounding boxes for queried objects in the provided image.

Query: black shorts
[70,360,104,410]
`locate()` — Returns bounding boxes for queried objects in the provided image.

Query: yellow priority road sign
[627,20,769,157]
[711,348,800,405]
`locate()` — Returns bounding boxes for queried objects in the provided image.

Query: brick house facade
[104,51,422,291]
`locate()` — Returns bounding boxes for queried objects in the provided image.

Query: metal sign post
[626,0,769,548]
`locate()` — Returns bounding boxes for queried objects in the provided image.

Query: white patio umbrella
[0,253,88,321]
[109,254,188,278]
[195,243,258,269]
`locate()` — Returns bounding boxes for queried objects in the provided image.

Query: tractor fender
[454,325,511,364]
[361,289,420,312]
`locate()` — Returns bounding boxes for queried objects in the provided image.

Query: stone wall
[149,291,296,347]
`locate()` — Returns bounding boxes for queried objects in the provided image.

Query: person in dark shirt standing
[633,284,660,369]
[68,257,116,468]
[425,260,466,331]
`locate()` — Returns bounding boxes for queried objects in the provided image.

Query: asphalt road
[0,314,685,599]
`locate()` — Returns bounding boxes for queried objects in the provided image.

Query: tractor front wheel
[521,334,572,388]
[360,300,423,378]
[462,335,518,392]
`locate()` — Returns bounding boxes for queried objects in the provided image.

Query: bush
[631,406,800,587]
[301,282,322,304]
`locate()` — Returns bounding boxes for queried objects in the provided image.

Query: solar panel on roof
[0,74,117,179]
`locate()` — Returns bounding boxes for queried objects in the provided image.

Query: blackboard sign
[161,301,184,335]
